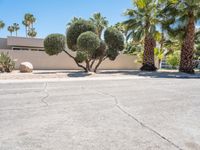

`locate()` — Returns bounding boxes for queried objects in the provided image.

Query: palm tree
[28,28,37,38]
[22,20,29,37]
[13,23,20,36]
[23,13,36,37]
[7,26,14,36]
[123,0,159,71]
[114,22,128,43]
[67,17,82,27]
[162,0,200,73]
[0,20,5,31]
[90,12,108,38]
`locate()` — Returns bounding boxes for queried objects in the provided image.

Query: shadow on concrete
[99,70,200,79]
[67,71,92,78]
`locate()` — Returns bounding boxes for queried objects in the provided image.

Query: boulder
[19,62,33,73]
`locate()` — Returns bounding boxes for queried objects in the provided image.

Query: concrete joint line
[41,82,49,107]
[96,90,183,150]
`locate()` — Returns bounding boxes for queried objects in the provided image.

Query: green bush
[166,51,180,69]
[77,31,100,54]
[0,52,15,73]
[104,27,124,51]
[75,51,87,63]
[44,34,65,55]
[66,20,97,51]
[107,49,119,61]
[104,27,124,60]
[92,41,107,59]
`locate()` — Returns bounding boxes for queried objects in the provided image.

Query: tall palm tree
[24,13,36,37]
[22,20,29,37]
[123,0,159,71]
[90,12,108,38]
[0,20,5,31]
[162,0,200,73]
[28,28,37,38]
[13,23,20,36]
[7,26,14,36]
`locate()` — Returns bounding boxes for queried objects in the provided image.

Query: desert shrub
[77,31,100,53]
[166,51,180,69]
[66,19,97,51]
[0,52,15,73]
[44,34,65,56]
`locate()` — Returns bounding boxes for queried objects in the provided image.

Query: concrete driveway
[0,78,200,150]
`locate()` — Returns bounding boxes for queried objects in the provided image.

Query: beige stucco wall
[0,49,141,70]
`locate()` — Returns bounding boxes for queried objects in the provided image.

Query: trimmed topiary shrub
[92,41,107,59]
[44,14,125,73]
[104,27,124,51]
[44,34,65,55]
[77,31,100,53]
[66,19,97,51]
[75,51,87,63]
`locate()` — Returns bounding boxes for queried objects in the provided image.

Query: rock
[19,62,33,73]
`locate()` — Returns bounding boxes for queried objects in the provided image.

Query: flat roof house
[0,36,44,51]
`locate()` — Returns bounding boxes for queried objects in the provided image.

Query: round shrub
[104,27,124,51]
[66,20,97,51]
[75,51,87,63]
[107,48,119,61]
[44,34,65,56]
[92,41,107,59]
[77,31,100,53]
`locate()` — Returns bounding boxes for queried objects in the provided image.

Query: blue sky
[0,0,132,38]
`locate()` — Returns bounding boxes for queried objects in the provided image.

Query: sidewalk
[0,70,200,82]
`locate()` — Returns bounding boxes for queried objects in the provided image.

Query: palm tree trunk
[140,35,157,71]
[26,27,28,37]
[179,11,195,74]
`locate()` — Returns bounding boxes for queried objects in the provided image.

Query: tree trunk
[179,12,195,74]
[85,59,91,72]
[26,27,28,37]
[94,57,103,73]
[63,50,88,72]
[140,35,157,71]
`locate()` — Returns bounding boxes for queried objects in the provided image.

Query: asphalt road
[0,78,200,150]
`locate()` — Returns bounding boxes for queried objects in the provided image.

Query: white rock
[19,62,33,73]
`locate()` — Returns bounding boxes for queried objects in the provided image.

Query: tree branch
[63,50,88,72]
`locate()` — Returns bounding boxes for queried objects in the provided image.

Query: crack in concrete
[96,90,183,150]
[41,82,49,107]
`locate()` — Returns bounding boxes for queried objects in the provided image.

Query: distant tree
[44,18,124,73]
[22,20,29,37]
[23,13,37,37]
[67,17,83,28]
[28,28,37,38]
[90,12,108,38]
[7,26,14,36]
[0,20,5,31]
[13,23,20,36]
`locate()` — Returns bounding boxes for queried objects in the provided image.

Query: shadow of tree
[67,71,92,78]
[99,70,200,79]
